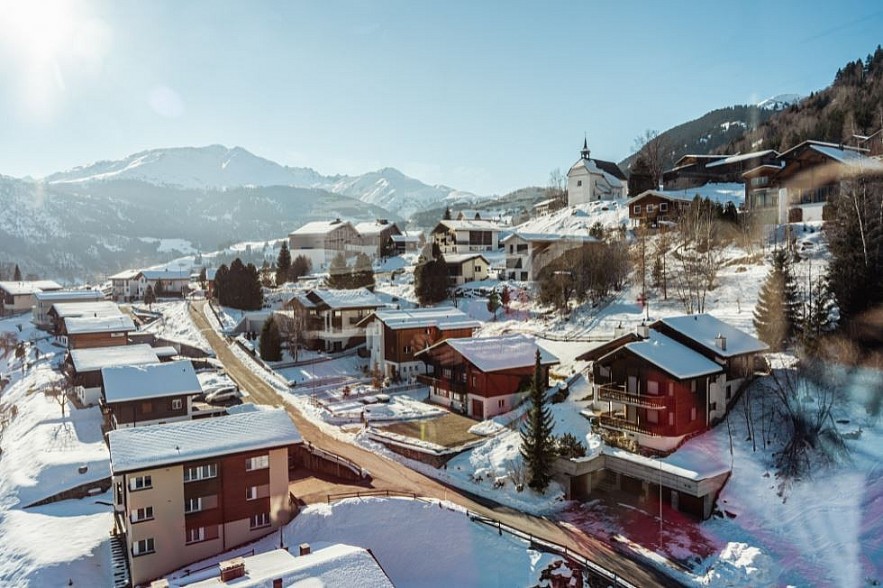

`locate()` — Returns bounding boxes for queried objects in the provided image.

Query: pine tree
[198,267,207,289]
[326,252,351,289]
[351,253,375,290]
[800,273,835,356]
[627,155,656,196]
[290,255,312,282]
[13,264,21,281]
[486,290,501,320]
[276,241,292,286]
[753,249,800,351]
[144,285,156,308]
[414,256,449,305]
[443,207,452,221]
[259,316,282,361]
[214,264,229,304]
[500,285,511,314]
[520,350,556,492]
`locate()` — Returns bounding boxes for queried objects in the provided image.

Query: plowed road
[190,301,680,587]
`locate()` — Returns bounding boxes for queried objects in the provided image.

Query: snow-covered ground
[139,300,212,353]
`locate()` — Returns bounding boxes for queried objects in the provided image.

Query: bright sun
[1,0,77,62]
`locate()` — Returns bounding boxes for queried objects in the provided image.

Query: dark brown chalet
[416,334,558,419]
[101,361,202,429]
[64,344,166,407]
[362,306,480,383]
[662,150,778,190]
[626,190,693,227]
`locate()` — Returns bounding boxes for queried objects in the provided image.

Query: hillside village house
[627,190,694,227]
[588,314,767,452]
[389,233,420,255]
[101,361,202,429]
[743,140,883,224]
[444,253,490,286]
[353,219,402,259]
[502,232,596,282]
[662,150,779,191]
[288,219,360,269]
[64,344,168,406]
[32,289,104,330]
[138,269,191,298]
[0,280,62,315]
[287,288,384,352]
[431,219,500,255]
[110,269,141,301]
[61,314,137,349]
[416,334,558,419]
[361,307,480,382]
[108,409,302,586]
[48,300,122,335]
[566,140,627,205]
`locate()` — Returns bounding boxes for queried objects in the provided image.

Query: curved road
[190,301,680,588]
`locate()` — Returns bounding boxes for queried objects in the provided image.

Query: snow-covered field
[140,300,212,353]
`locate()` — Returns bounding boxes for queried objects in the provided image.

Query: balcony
[597,414,659,437]
[597,385,667,410]
[416,374,467,395]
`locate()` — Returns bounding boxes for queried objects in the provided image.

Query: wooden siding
[108,394,190,426]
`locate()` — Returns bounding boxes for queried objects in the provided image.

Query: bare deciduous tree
[633,129,669,189]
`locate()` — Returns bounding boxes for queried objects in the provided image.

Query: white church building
[567,139,627,205]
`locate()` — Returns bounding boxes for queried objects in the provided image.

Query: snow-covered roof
[809,144,883,170]
[626,190,694,206]
[293,288,383,310]
[34,289,103,302]
[657,182,745,205]
[705,150,777,168]
[138,269,191,281]
[109,269,140,281]
[153,345,179,358]
[0,280,62,296]
[532,198,559,208]
[354,220,397,236]
[390,234,419,242]
[290,220,353,236]
[108,408,302,474]
[369,307,481,331]
[653,313,769,358]
[501,231,597,243]
[435,219,501,232]
[179,544,394,588]
[69,344,160,373]
[426,334,558,373]
[102,360,200,403]
[50,300,120,318]
[615,331,724,380]
[443,253,489,265]
[603,446,731,482]
[63,314,136,334]
[568,158,625,186]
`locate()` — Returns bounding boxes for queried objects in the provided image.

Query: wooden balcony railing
[597,414,659,437]
[597,385,667,410]
[416,374,466,395]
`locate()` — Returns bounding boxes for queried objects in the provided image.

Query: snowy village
[1,4,882,588]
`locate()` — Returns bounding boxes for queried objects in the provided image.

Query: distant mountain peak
[756,94,802,110]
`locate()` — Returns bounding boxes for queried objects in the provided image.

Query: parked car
[204,386,239,403]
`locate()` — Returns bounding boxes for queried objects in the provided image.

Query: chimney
[299,543,311,556]
[219,557,246,582]
[613,322,626,338]
[636,321,649,339]
[715,333,727,351]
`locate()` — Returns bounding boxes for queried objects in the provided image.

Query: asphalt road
[190,301,681,587]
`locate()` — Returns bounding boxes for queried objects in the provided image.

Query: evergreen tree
[800,273,835,356]
[217,258,263,310]
[198,267,207,289]
[753,249,801,351]
[500,285,511,314]
[326,252,351,289]
[276,241,292,286]
[259,316,282,361]
[486,290,501,320]
[13,264,21,281]
[627,155,656,196]
[144,285,156,308]
[351,253,375,290]
[443,207,452,221]
[520,350,556,492]
[290,254,312,282]
[414,252,449,305]
[214,264,229,304]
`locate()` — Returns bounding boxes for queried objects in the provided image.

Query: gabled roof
[600,331,723,380]
[291,288,383,311]
[418,334,558,373]
[741,164,784,178]
[568,158,625,185]
[594,159,628,181]
[361,306,480,330]
[63,314,136,334]
[433,219,501,232]
[626,190,694,206]
[353,220,398,236]
[138,269,191,281]
[0,280,62,296]
[704,150,778,168]
[443,253,489,265]
[102,360,201,403]
[500,231,597,244]
[290,219,354,236]
[108,408,302,474]
[652,314,769,358]
[109,269,140,281]
[34,289,103,302]
[51,300,120,318]
[69,344,160,373]
[390,234,419,243]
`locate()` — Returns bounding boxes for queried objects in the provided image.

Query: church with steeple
[566,139,627,206]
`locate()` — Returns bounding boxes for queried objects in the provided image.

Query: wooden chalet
[61,314,136,349]
[662,150,778,190]
[101,361,202,429]
[431,219,500,255]
[286,288,384,352]
[626,190,693,227]
[443,253,490,286]
[64,343,170,406]
[416,334,558,419]
[0,280,62,315]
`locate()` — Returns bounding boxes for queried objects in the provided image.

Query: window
[669,413,675,426]
[246,484,269,501]
[474,265,482,273]
[498,399,505,408]
[184,463,217,482]
[633,205,641,214]
[186,527,206,544]
[130,506,154,523]
[710,402,718,411]
[647,410,658,424]
[646,204,655,213]
[576,180,582,187]
[726,385,732,400]
[132,537,155,556]
[250,512,270,529]
[659,202,669,212]
[403,345,411,354]
[691,407,697,422]
[184,497,203,513]
[141,401,153,414]
[245,455,269,471]
[172,398,183,410]
[129,475,152,491]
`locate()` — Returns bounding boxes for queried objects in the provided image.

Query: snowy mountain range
[47,145,479,220]
[756,94,803,110]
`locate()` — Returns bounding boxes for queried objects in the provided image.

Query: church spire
[581,137,590,160]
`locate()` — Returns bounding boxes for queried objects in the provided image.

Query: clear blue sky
[1,0,881,195]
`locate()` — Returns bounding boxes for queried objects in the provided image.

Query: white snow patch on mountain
[756,94,802,110]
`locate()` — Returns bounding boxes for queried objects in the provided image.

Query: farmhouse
[626,190,694,227]
[108,409,302,586]
[101,361,202,428]
[362,306,480,382]
[416,334,558,419]
[0,280,62,315]
[287,288,384,352]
